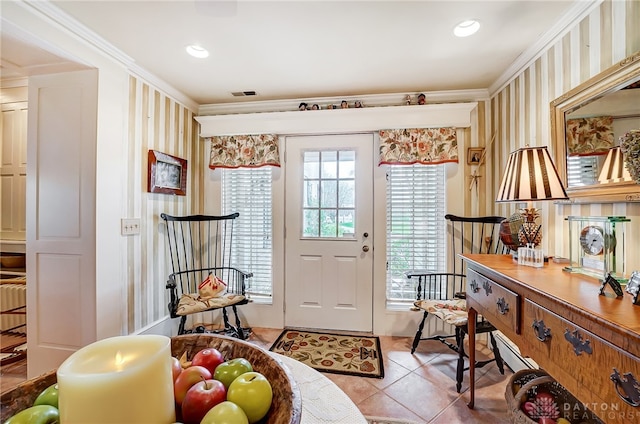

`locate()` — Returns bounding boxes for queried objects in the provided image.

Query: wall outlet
[121,218,141,235]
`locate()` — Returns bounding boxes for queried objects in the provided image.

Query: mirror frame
[551,50,640,203]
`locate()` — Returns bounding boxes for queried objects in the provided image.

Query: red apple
[174,365,212,406]
[181,379,227,424]
[227,372,273,423]
[191,347,225,375]
[171,356,182,382]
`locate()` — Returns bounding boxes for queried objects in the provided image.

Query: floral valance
[209,134,281,169]
[565,117,614,156]
[378,127,458,165]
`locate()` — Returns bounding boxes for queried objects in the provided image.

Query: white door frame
[284,133,374,332]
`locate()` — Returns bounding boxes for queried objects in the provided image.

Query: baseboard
[493,331,538,372]
[134,316,179,337]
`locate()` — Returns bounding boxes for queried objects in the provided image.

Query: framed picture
[147,150,187,195]
[467,147,484,165]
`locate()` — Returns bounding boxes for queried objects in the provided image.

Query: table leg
[467,307,477,409]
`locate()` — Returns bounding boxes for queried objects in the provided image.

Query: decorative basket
[505,369,604,424]
[1,334,302,424]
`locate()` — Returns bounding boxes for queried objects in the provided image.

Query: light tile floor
[248,327,513,423]
[1,328,513,423]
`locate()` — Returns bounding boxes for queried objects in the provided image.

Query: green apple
[227,372,272,424]
[4,405,59,424]
[33,383,59,408]
[201,401,249,424]
[213,358,253,388]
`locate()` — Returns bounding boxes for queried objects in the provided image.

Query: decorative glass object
[564,216,630,283]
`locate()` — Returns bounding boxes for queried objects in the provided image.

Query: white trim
[198,89,489,116]
[196,102,478,137]
[21,0,199,111]
[489,0,603,96]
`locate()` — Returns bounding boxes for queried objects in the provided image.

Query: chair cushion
[176,293,246,316]
[414,298,468,326]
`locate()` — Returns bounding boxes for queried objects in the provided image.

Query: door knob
[362,245,370,252]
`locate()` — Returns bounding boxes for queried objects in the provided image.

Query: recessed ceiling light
[186,45,209,58]
[454,20,480,37]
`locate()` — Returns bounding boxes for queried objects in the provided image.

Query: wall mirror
[551,51,640,203]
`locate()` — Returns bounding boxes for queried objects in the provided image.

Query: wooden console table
[463,254,640,424]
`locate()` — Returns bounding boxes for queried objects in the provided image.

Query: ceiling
[1,0,585,106]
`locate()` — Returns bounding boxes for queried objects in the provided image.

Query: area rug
[269,329,384,378]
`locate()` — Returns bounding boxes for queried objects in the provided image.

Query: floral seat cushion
[176,293,246,316]
[413,298,468,326]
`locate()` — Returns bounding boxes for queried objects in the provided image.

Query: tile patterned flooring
[250,327,513,423]
[1,328,513,423]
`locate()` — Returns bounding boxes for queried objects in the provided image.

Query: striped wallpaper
[126,76,200,333]
[122,0,640,334]
[489,0,640,272]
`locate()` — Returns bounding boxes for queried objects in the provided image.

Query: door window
[302,150,356,239]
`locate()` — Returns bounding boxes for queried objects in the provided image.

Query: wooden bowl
[171,334,302,424]
[1,334,302,424]
[0,253,25,269]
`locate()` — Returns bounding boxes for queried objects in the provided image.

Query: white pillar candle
[57,335,176,424]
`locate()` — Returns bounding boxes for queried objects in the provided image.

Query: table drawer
[466,269,520,334]
[523,299,640,423]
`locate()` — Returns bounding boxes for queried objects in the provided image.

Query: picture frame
[467,147,484,165]
[147,150,187,195]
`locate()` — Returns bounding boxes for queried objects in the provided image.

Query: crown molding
[21,0,199,111]
[489,0,603,96]
[197,89,489,116]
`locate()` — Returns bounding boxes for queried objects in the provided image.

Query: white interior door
[284,133,374,332]
[27,70,98,377]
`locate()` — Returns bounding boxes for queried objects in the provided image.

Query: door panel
[27,70,98,377]
[284,134,373,332]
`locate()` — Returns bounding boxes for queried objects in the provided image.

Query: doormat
[269,329,384,378]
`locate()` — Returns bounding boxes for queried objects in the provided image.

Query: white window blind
[221,168,273,297]
[386,164,446,302]
[566,155,599,187]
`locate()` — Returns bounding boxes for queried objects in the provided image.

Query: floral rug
[269,329,384,378]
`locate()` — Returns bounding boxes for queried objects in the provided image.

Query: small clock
[580,226,604,255]
[565,216,629,282]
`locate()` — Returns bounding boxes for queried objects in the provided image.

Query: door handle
[362,245,370,252]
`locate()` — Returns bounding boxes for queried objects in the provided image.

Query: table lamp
[598,146,632,183]
[496,146,568,267]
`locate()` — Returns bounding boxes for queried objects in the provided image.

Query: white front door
[284,134,374,332]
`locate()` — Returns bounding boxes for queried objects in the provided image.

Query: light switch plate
[121,218,141,235]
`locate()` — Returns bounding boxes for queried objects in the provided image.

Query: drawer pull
[496,297,509,315]
[482,281,492,296]
[470,280,480,293]
[610,368,640,407]
[563,329,593,356]
[532,319,551,342]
